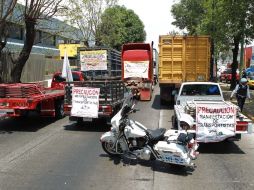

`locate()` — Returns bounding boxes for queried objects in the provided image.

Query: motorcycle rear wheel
[102,141,120,156]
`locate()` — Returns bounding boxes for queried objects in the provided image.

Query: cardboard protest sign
[196,104,236,142]
[71,87,100,118]
[80,50,107,71]
[123,61,149,78]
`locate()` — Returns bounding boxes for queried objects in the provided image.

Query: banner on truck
[196,104,236,142]
[71,87,100,118]
[124,61,149,78]
[80,50,107,71]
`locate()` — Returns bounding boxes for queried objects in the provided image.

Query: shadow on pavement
[63,119,110,132]
[0,115,56,134]
[151,95,161,110]
[100,153,194,176]
[198,141,245,154]
[152,95,174,110]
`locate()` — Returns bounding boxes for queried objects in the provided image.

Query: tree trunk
[11,18,36,82]
[230,36,240,90]
[0,21,8,83]
[210,38,215,81]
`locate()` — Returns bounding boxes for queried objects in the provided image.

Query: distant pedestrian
[230,78,251,112]
[242,69,247,79]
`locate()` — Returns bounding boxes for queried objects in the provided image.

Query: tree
[171,0,254,89]
[0,0,64,83]
[95,5,146,51]
[0,0,17,82]
[171,0,205,35]
[64,0,118,46]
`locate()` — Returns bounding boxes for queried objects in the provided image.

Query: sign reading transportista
[124,61,149,78]
[80,50,107,71]
[196,104,236,142]
[71,87,100,118]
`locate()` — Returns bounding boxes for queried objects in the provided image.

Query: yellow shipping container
[158,35,211,104]
[159,35,210,83]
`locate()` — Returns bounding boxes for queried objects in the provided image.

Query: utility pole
[239,34,244,78]
[210,0,215,81]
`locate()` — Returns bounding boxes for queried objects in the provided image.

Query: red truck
[121,43,154,101]
[0,83,65,118]
[64,47,128,125]
[0,71,85,119]
[51,71,86,89]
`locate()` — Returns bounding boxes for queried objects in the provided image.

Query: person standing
[230,78,251,112]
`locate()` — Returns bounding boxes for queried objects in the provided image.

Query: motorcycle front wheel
[102,141,120,156]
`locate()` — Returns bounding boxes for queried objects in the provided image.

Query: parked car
[219,69,231,82]
[219,68,239,83]
[226,71,240,83]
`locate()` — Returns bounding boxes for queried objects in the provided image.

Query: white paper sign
[124,61,149,78]
[196,105,236,142]
[71,87,100,118]
[80,50,107,71]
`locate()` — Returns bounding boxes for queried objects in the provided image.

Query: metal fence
[0,52,63,83]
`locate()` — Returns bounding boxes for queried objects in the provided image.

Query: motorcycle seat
[147,128,166,142]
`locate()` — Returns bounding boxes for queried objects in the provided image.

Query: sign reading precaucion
[71,87,100,118]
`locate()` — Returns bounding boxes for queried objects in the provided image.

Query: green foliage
[96,5,146,51]
[171,0,254,52]
[171,0,205,35]
[171,0,254,88]
[64,0,118,46]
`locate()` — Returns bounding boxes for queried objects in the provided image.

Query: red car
[219,69,239,83]
[226,72,240,83]
[51,71,86,89]
[219,69,231,82]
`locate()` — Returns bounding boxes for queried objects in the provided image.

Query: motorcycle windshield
[121,94,134,116]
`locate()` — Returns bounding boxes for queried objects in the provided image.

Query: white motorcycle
[100,96,199,168]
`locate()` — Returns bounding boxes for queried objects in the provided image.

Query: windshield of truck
[180,84,221,96]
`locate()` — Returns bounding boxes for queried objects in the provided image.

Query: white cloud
[118,0,181,49]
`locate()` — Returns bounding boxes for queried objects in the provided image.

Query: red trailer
[0,71,86,119]
[121,43,154,100]
[0,83,65,118]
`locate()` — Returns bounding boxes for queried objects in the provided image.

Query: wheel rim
[104,141,117,154]
[60,102,64,117]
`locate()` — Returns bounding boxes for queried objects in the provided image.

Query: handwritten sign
[123,61,149,78]
[71,87,100,118]
[196,105,236,142]
[80,50,107,71]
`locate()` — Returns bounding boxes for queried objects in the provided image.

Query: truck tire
[160,97,166,105]
[55,100,64,119]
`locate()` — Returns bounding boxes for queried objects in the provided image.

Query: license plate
[0,111,6,115]
[83,117,92,122]
[0,109,13,115]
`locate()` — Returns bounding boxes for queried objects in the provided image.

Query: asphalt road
[0,86,254,190]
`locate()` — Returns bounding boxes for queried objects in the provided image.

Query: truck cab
[175,82,224,106]
[51,71,86,89]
